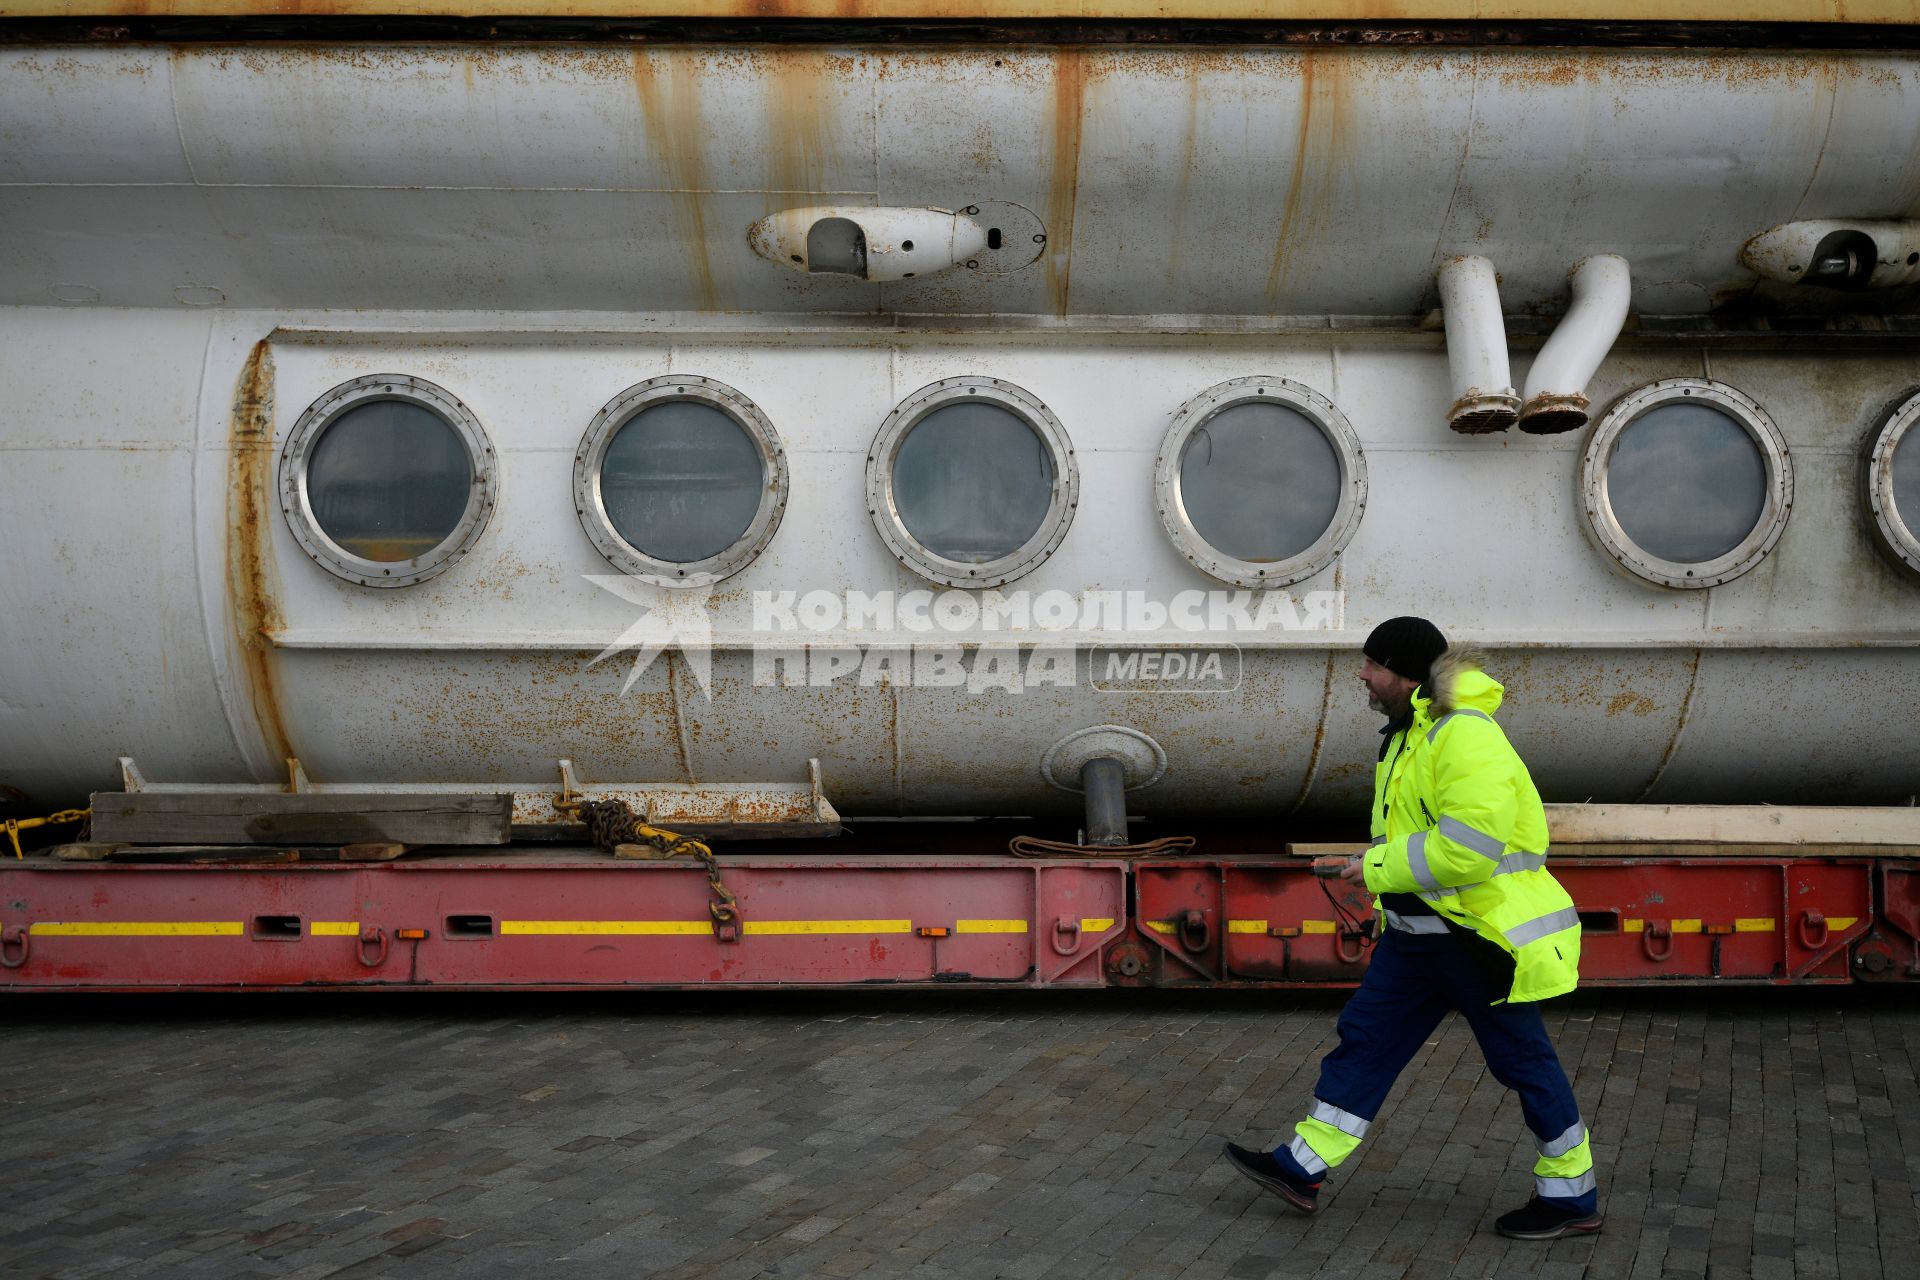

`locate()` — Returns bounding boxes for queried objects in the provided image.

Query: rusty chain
[572,799,738,925]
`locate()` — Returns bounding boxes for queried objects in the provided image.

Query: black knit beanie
[1363,616,1448,687]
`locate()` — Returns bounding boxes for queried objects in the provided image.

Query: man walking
[1224,617,1601,1240]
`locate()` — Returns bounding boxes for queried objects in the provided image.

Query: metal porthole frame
[573,375,789,585]
[1862,386,1920,581]
[1153,376,1368,590]
[865,376,1080,590]
[1579,378,1793,590]
[279,373,497,589]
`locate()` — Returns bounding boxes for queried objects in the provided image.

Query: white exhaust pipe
[1518,254,1632,435]
[1437,256,1520,434]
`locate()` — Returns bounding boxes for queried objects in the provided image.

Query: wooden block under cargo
[89,793,511,846]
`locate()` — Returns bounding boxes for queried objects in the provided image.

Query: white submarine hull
[2,43,1917,817]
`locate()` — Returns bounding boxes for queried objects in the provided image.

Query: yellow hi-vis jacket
[1360,647,1581,1002]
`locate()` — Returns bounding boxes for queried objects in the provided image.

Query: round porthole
[1863,386,1920,580]
[1153,376,1367,589]
[1580,379,1792,589]
[279,374,496,588]
[865,377,1079,589]
[574,375,788,583]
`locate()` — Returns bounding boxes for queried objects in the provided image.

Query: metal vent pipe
[1437,255,1521,434]
[1519,254,1633,435]
[1080,757,1130,847]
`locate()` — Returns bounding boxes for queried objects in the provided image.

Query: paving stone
[4,989,1918,1277]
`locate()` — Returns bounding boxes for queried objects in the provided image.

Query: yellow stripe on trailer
[1623,917,1785,933]
[742,919,913,936]
[501,920,713,935]
[29,921,243,937]
[310,921,360,936]
[1080,918,1115,933]
[1227,919,1267,934]
[1301,920,1337,935]
[955,919,1028,933]
[1144,920,1174,934]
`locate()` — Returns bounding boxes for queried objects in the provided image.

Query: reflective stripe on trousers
[1534,1127,1597,1204]
[1383,909,1449,935]
[1288,1132,1332,1177]
[1292,1099,1371,1175]
[1311,1099,1370,1139]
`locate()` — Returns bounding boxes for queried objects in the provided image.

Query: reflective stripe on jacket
[1361,647,1580,1002]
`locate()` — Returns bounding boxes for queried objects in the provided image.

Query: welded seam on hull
[1287,560,1344,816]
[163,47,199,186]
[1424,49,1481,284]
[1787,57,1844,222]
[1287,648,1339,816]
[224,336,295,775]
[1634,645,1703,801]
[891,685,906,816]
[666,651,696,784]
[188,316,256,771]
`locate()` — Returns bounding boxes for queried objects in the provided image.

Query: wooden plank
[340,841,409,862]
[89,792,511,846]
[1287,843,1368,860]
[1544,804,1920,847]
[1538,842,1920,860]
[1292,834,1920,861]
[50,842,128,862]
[90,845,311,864]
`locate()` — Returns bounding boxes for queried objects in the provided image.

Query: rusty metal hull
[3,313,1918,813]
[2,41,1919,816]
[4,45,1920,317]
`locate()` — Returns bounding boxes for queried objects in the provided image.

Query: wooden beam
[89,792,511,846]
[1543,804,1920,847]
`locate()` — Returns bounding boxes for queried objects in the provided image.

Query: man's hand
[1339,856,1367,887]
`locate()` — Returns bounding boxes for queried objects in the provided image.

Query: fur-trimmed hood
[1419,644,1503,718]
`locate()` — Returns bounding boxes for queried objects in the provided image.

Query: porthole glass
[1608,403,1767,564]
[892,401,1055,563]
[1154,377,1366,589]
[866,378,1078,589]
[575,376,787,583]
[1863,386,1920,580]
[601,402,765,564]
[1580,380,1792,590]
[280,375,496,588]
[307,402,471,562]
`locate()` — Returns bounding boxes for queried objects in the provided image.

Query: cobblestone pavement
[4,988,1918,1279]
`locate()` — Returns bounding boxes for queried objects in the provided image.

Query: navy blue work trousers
[1312,924,1595,1211]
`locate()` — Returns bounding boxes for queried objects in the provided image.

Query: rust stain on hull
[0,1,1906,22]
[632,48,720,312]
[765,46,837,208]
[1265,51,1350,309]
[225,338,293,767]
[1045,47,1086,319]
[1163,62,1203,293]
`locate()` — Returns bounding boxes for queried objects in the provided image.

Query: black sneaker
[1221,1141,1320,1214]
[1495,1197,1603,1240]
